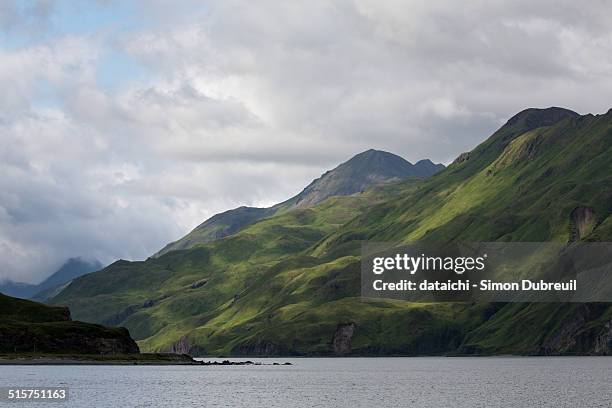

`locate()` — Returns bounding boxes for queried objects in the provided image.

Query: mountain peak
[342,149,413,169]
[505,107,579,130]
[416,158,433,164]
[350,148,401,159]
[288,150,442,208]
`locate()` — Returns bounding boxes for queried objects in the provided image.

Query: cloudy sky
[2,0,612,283]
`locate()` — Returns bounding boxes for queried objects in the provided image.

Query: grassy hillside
[51,107,612,356]
[53,182,421,350]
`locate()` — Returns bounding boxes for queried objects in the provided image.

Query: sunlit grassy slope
[52,107,612,355]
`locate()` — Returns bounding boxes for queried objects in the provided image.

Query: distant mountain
[155,149,444,256]
[30,281,74,303]
[411,159,447,177]
[0,258,102,300]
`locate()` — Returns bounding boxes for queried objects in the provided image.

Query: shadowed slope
[0,294,139,354]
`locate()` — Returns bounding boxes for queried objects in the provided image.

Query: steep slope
[51,107,612,356]
[155,150,443,257]
[0,258,102,300]
[0,293,138,354]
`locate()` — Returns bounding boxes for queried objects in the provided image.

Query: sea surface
[1,357,610,407]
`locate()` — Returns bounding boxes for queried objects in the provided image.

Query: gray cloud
[2,0,612,282]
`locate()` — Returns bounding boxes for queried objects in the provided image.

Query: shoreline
[0,354,295,366]
[0,353,197,366]
[1,353,608,366]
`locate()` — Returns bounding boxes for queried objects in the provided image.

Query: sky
[2,0,612,283]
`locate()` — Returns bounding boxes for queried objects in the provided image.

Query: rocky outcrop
[171,336,191,354]
[540,304,609,355]
[452,152,471,165]
[170,335,206,356]
[189,279,208,289]
[331,323,355,355]
[593,318,612,355]
[570,207,596,241]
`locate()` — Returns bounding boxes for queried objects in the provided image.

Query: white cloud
[2,0,612,282]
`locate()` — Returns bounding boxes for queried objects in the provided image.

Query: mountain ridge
[154,149,444,257]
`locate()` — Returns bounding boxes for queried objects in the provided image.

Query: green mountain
[281,150,444,208]
[0,293,138,354]
[0,258,102,300]
[155,150,443,257]
[51,107,612,356]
